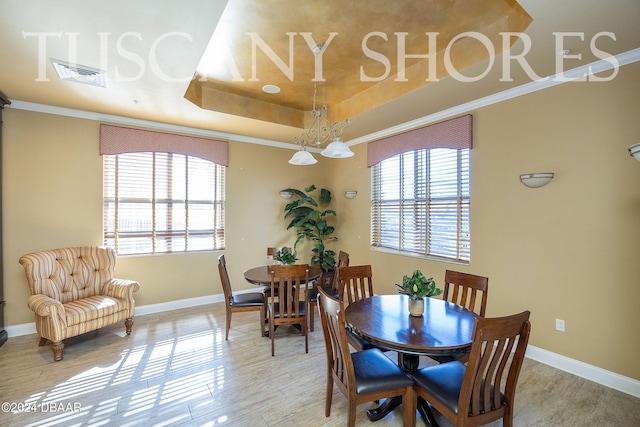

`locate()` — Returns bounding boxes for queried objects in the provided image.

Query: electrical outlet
[555,319,565,332]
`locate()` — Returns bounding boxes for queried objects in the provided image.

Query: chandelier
[288,80,353,165]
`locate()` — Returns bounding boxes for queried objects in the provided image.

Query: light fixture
[520,173,554,188]
[279,190,293,199]
[629,143,640,161]
[288,45,353,165]
[288,149,317,165]
[344,190,358,199]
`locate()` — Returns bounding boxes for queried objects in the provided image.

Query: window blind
[103,152,225,255]
[371,148,470,262]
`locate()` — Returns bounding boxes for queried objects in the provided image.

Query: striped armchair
[19,246,140,361]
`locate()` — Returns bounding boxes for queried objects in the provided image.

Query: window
[103,152,225,255]
[371,148,470,262]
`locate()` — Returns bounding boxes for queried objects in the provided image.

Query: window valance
[367,114,472,167]
[99,124,229,166]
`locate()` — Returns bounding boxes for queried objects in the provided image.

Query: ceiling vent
[50,59,107,88]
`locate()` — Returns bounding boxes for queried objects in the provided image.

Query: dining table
[344,294,479,425]
[243,264,322,286]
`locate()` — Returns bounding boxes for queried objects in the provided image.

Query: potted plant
[396,270,442,316]
[282,184,337,273]
[273,247,297,265]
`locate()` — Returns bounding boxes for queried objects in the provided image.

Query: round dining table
[344,294,479,423]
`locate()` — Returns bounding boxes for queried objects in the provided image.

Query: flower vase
[408,297,425,317]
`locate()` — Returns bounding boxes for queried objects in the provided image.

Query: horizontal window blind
[371,148,470,262]
[103,152,225,255]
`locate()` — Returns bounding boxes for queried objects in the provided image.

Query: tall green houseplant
[282,184,337,272]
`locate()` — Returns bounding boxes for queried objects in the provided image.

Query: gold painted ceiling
[187,0,532,128]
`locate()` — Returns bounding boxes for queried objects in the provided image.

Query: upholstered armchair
[19,246,140,361]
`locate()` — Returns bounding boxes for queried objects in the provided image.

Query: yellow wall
[3,61,640,380]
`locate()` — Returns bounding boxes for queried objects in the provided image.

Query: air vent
[50,59,107,88]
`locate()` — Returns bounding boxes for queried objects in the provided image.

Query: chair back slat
[443,270,489,317]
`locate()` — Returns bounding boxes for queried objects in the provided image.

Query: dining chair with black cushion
[308,250,350,332]
[317,287,416,427]
[412,310,531,427]
[432,270,489,364]
[268,264,309,356]
[218,255,265,340]
[335,265,378,351]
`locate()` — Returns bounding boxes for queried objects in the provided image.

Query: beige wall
[3,61,640,380]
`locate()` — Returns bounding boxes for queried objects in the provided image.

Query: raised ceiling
[1,0,639,146]
[186,0,532,128]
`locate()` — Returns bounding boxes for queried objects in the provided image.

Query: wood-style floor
[1,302,639,426]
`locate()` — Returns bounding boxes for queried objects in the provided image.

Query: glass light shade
[344,190,358,199]
[288,150,317,165]
[629,143,640,161]
[520,173,554,188]
[321,138,355,158]
[279,191,293,199]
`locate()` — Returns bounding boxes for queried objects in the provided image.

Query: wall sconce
[279,190,293,199]
[344,190,358,199]
[520,173,554,188]
[629,143,640,161]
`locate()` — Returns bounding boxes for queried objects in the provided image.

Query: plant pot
[408,297,425,317]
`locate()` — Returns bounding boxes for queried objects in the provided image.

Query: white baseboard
[5,296,639,399]
[525,345,640,398]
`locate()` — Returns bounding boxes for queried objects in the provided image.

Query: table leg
[366,396,402,421]
[365,353,440,426]
[417,397,440,426]
[366,353,419,422]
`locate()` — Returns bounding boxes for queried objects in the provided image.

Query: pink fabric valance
[367,114,472,167]
[100,124,228,166]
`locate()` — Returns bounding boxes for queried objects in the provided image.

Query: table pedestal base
[366,353,440,426]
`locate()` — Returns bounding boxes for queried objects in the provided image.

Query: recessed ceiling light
[262,84,280,94]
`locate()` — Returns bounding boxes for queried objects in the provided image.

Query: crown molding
[7,48,640,150]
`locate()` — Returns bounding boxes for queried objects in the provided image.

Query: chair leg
[325,375,333,417]
[309,302,315,332]
[52,341,64,361]
[304,322,309,353]
[38,337,47,346]
[225,310,232,340]
[401,388,417,427]
[125,318,134,335]
[259,306,265,337]
[347,400,357,427]
[270,314,275,357]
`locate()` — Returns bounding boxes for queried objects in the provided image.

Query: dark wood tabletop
[344,294,479,357]
[243,264,323,285]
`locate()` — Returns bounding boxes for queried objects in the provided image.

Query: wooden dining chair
[412,310,531,427]
[268,264,309,356]
[432,270,489,364]
[308,249,350,332]
[217,255,265,340]
[317,287,416,427]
